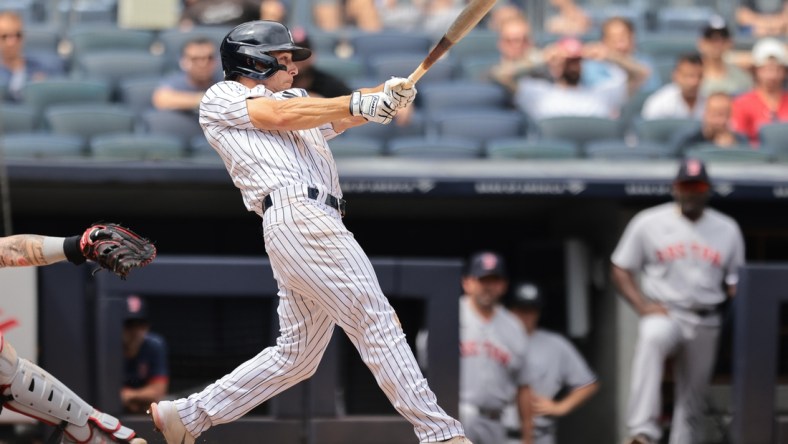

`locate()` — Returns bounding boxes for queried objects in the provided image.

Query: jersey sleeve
[724,222,746,287]
[559,337,597,389]
[611,212,647,270]
[147,334,170,381]
[199,81,263,130]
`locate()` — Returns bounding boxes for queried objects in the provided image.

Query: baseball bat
[408,0,497,84]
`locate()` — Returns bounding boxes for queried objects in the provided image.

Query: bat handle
[407,64,428,86]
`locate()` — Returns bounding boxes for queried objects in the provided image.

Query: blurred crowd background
[2,0,788,162]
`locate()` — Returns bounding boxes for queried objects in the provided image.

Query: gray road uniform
[612,202,745,444]
[503,329,597,444]
[460,296,530,444]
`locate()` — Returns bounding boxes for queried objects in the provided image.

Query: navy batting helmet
[220,20,311,81]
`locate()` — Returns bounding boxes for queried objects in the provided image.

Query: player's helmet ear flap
[220,20,312,81]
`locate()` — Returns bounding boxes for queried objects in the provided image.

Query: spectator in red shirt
[731,37,788,145]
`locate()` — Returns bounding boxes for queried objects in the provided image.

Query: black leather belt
[263,187,346,217]
[693,307,720,317]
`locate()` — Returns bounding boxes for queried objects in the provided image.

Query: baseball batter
[0,226,152,444]
[459,252,531,444]
[611,158,745,444]
[507,282,598,444]
[147,20,470,444]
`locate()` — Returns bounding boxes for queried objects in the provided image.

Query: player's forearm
[332,116,368,134]
[611,264,649,312]
[0,235,66,267]
[556,381,599,416]
[249,95,353,130]
[518,385,534,444]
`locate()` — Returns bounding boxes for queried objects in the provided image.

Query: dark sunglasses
[0,31,23,41]
[675,181,710,193]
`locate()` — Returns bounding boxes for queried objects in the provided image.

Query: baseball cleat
[148,401,195,444]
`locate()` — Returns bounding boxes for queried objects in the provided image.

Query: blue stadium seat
[684,144,773,163]
[313,56,367,81]
[118,77,160,116]
[0,105,37,134]
[73,51,166,93]
[350,31,432,60]
[23,24,61,54]
[758,123,788,162]
[156,26,230,72]
[635,118,699,144]
[536,116,622,151]
[189,135,221,162]
[638,33,699,61]
[67,26,156,60]
[419,81,508,115]
[367,54,455,84]
[655,6,715,34]
[449,29,498,62]
[458,55,498,81]
[90,133,186,160]
[328,136,385,158]
[586,140,677,160]
[143,109,203,144]
[21,79,112,127]
[388,136,482,158]
[0,133,86,159]
[45,104,136,139]
[486,138,580,159]
[433,110,524,143]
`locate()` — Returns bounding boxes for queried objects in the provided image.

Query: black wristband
[63,235,86,265]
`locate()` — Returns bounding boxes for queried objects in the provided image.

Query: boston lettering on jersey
[460,340,512,366]
[655,241,721,266]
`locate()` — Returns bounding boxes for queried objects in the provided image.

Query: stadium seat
[449,29,498,62]
[45,104,136,139]
[486,138,580,159]
[347,110,426,142]
[684,145,773,163]
[758,123,788,162]
[635,118,700,144]
[143,110,203,144]
[118,77,160,116]
[388,136,482,158]
[638,33,699,61]
[349,31,432,60]
[90,133,186,160]
[433,110,524,143]
[0,105,37,134]
[619,90,654,134]
[367,54,455,84]
[21,79,112,127]
[73,51,166,92]
[156,26,230,72]
[23,24,61,54]
[55,0,118,26]
[0,133,86,159]
[536,116,622,151]
[586,140,677,160]
[655,6,715,34]
[67,26,156,60]
[313,56,366,81]
[458,55,499,81]
[419,81,508,115]
[189,135,222,162]
[328,136,385,158]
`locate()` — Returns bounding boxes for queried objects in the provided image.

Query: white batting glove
[383,77,417,109]
[350,91,396,125]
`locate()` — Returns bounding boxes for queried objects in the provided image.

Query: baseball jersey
[611,202,745,309]
[124,333,169,389]
[460,296,529,410]
[525,329,597,431]
[199,81,342,216]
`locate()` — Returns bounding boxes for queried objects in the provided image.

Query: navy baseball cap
[702,15,730,39]
[675,158,710,184]
[124,294,149,322]
[511,282,544,309]
[466,251,507,279]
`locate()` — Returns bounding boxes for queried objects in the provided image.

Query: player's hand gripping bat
[407,0,497,85]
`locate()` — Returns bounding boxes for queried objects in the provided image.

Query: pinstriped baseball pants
[174,184,465,443]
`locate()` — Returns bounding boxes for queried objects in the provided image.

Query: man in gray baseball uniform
[611,158,745,444]
[147,20,471,444]
[507,282,599,444]
[460,252,532,444]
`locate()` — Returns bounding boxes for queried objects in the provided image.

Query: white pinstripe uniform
[167,80,465,443]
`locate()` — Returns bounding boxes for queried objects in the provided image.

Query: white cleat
[148,401,195,444]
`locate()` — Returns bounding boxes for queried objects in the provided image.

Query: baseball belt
[263,186,346,217]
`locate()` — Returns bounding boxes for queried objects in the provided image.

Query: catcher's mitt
[79,223,156,279]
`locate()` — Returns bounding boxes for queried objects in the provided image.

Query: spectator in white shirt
[515,37,628,120]
[641,53,705,120]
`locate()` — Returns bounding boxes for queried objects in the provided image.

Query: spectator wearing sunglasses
[152,37,222,113]
[0,11,63,101]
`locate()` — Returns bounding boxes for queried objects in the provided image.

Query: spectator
[731,37,788,145]
[259,0,287,23]
[641,53,705,121]
[736,0,788,37]
[671,92,750,154]
[376,0,466,37]
[122,295,169,414]
[488,14,547,93]
[697,16,753,96]
[180,0,261,28]
[0,11,62,101]
[506,282,599,444]
[460,252,532,444]
[290,27,352,98]
[545,0,591,37]
[152,37,222,113]
[583,17,657,95]
[514,37,628,120]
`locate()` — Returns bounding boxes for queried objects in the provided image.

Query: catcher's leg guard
[0,333,145,444]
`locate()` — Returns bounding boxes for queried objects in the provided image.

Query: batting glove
[384,77,417,109]
[350,91,396,125]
